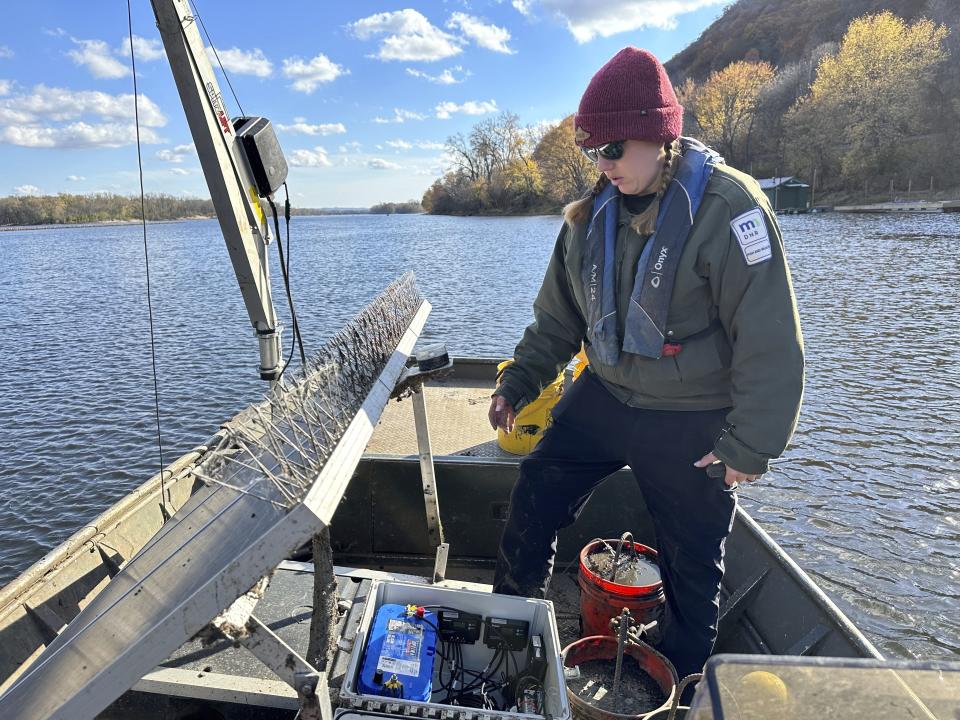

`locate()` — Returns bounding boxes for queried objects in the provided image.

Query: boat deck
[106,563,581,718]
[365,372,514,459]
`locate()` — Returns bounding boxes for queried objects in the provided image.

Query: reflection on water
[0,212,957,659]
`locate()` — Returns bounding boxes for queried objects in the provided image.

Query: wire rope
[190,0,245,116]
[127,0,168,516]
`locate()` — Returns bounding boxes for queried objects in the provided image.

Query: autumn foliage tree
[785,12,951,190]
[423,112,543,214]
[532,116,597,206]
[683,60,775,168]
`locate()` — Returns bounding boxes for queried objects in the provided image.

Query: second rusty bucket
[578,538,665,638]
[563,635,678,720]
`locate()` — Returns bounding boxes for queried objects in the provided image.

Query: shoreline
[0,217,214,232]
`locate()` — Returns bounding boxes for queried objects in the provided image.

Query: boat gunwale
[0,443,211,613]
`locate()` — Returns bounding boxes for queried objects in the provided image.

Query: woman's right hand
[488,395,517,432]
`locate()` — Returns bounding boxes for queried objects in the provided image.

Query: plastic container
[496,359,563,455]
[571,348,590,382]
[562,635,677,720]
[340,580,571,720]
[578,540,665,638]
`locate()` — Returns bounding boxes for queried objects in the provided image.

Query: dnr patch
[730,208,772,266]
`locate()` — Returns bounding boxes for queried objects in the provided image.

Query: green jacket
[495,163,804,474]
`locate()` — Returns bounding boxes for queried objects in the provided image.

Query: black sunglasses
[581,140,625,163]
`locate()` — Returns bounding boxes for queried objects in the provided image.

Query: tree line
[425,12,956,214]
[0,193,423,226]
[0,193,215,226]
[369,200,423,214]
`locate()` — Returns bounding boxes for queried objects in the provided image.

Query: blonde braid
[629,139,681,236]
[563,174,609,228]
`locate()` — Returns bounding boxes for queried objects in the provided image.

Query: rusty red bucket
[578,540,664,638]
[562,635,677,720]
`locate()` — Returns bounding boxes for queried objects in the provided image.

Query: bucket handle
[609,531,635,582]
[652,673,701,720]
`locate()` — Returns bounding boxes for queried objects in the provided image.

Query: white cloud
[207,47,272,77]
[14,184,41,195]
[368,158,401,170]
[435,99,498,119]
[373,108,426,124]
[276,120,346,136]
[447,13,515,54]
[68,38,129,79]
[405,65,469,85]
[0,80,10,96]
[119,35,165,61]
[156,142,196,163]
[0,107,33,124]
[282,54,345,93]
[385,139,446,151]
[512,0,534,15]
[170,168,191,176]
[0,122,162,148]
[66,175,85,181]
[0,86,166,149]
[536,0,732,42]
[339,141,363,152]
[288,146,332,167]
[351,9,462,62]
[0,46,13,59]
[0,86,165,126]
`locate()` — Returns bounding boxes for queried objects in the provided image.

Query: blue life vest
[581,138,723,364]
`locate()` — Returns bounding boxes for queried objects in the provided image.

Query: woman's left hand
[694,452,761,488]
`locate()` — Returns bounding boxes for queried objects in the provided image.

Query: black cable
[280,185,305,365]
[443,647,492,703]
[273,197,298,379]
[280,323,297,379]
[451,645,505,698]
[283,182,292,276]
[267,196,306,375]
[190,0,245,116]
[127,0,167,517]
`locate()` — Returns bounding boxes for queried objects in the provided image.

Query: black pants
[493,369,736,679]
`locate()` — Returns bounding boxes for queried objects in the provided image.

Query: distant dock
[834,200,960,213]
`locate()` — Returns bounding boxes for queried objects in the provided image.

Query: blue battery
[358,604,438,702]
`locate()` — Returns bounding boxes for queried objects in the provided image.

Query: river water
[0,212,957,660]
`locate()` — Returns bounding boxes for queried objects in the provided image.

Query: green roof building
[758,176,811,212]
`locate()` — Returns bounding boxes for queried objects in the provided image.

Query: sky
[0,1,735,207]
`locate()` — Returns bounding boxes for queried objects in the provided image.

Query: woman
[488,47,804,681]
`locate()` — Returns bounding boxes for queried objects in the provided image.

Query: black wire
[450,645,505,699]
[271,196,297,378]
[267,196,306,375]
[279,186,305,365]
[283,182,292,276]
[127,0,167,515]
[190,0,245,116]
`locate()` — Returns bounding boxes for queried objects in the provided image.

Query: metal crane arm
[151,0,282,380]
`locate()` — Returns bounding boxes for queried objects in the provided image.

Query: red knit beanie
[574,47,683,147]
